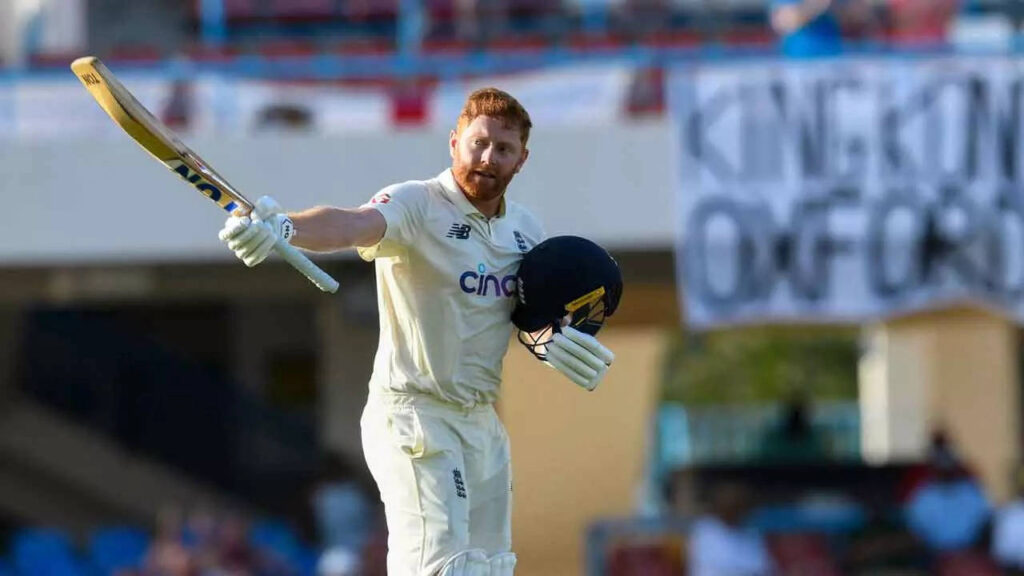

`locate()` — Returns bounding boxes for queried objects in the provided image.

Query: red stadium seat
[342,0,399,22]
[190,0,260,22]
[566,32,627,53]
[640,30,702,49]
[107,44,164,64]
[328,37,395,55]
[257,40,320,58]
[936,551,1002,576]
[606,538,685,576]
[183,42,242,63]
[720,26,776,48]
[27,50,79,69]
[766,533,843,576]
[484,34,551,54]
[268,0,335,21]
[421,38,475,55]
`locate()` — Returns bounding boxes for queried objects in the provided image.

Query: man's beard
[452,160,514,203]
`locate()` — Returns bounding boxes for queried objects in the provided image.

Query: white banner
[429,63,634,129]
[670,57,1024,328]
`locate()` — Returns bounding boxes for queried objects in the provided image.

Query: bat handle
[250,196,338,293]
[273,238,340,293]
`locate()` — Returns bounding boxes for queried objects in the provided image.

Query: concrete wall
[0,122,676,264]
[500,326,667,576]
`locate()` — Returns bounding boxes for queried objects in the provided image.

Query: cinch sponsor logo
[168,161,239,213]
[460,263,516,297]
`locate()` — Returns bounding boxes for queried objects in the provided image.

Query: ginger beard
[451,152,517,204]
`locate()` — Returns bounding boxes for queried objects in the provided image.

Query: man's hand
[218,196,295,267]
[546,326,615,391]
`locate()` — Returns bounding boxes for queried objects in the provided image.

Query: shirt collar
[438,169,506,218]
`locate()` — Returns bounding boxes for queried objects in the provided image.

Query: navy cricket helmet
[512,235,623,359]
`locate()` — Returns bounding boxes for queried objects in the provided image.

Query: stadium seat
[606,537,685,576]
[10,527,83,576]
[88,526,150,575]
[936,550,1002,576]
[766,533,843,576]
[249,519,304,566]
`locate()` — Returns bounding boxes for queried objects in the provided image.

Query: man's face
[450,115,528,204]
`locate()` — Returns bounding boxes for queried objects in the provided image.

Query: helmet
[512,235,623,359]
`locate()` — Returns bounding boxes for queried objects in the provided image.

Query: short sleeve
[357,181,431,261]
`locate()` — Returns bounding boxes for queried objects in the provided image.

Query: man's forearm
[773,0,833,33]
[288,205,386,252]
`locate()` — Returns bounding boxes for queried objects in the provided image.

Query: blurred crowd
[0,460,387,576]
[15,0,1009,70]
[612,398,1024,575]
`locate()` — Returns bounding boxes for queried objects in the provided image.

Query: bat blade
[71,56,339,294]
[71,56,247,213]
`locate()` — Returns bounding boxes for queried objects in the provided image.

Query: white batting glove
[546,326,615,391]
[218,196,295,267]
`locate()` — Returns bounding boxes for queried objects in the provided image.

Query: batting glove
[546,326,615,391]
[218,196,295,267]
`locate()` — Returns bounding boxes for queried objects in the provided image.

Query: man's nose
[479,145,494,165]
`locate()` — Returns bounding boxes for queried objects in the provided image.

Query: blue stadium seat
[10,528,87,576]
[88,526,150,575]
[249,519,304,567]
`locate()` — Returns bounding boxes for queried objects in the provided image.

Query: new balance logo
[513,230,528,252]
[453,469,467,499]
[446,223,471,240]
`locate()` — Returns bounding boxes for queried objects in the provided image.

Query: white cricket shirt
[358,169,545,408]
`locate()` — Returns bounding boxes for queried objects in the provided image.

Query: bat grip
[273,238,340,293]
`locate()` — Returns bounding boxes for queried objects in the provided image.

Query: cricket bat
[70,56,339,294]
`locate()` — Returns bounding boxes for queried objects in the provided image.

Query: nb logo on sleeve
[446,223,471,240]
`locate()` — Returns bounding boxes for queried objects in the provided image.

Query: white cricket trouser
[361,391,513,576]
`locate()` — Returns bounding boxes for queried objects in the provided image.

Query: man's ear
[449,130,458,160]
[514,147,530,173]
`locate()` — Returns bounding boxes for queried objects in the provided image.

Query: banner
[429,63,634,129]
[669,57,1024,328]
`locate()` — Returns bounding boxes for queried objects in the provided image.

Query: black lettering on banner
[960,75,1023,183]
[964,75,988,180]
[920,184,984,287]
[684,197,772,310]
[687,87,736,182]
[1001,79,1023,182]
[676,61,1024,326]
[986,188,1024,298]
[786,197,840,302]
[882,80,944,180]
[866,190,926,298]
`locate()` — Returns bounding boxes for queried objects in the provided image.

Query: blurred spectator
[688,481,776,576]
[212,512,259,574]
[624,67,664,118]
[904,436,991,554]
[886,0,959,44]
[992,464,1024,573]
[310,454,375,573]
[161,80,192,131]
[756,390,830,463]
[844,503,929,575]
[316,548,360,576]
[256,103,315,132]
[143,505,196,576]
[453,0,508,41]
[618,0,670,37]
[769,0,843,57]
